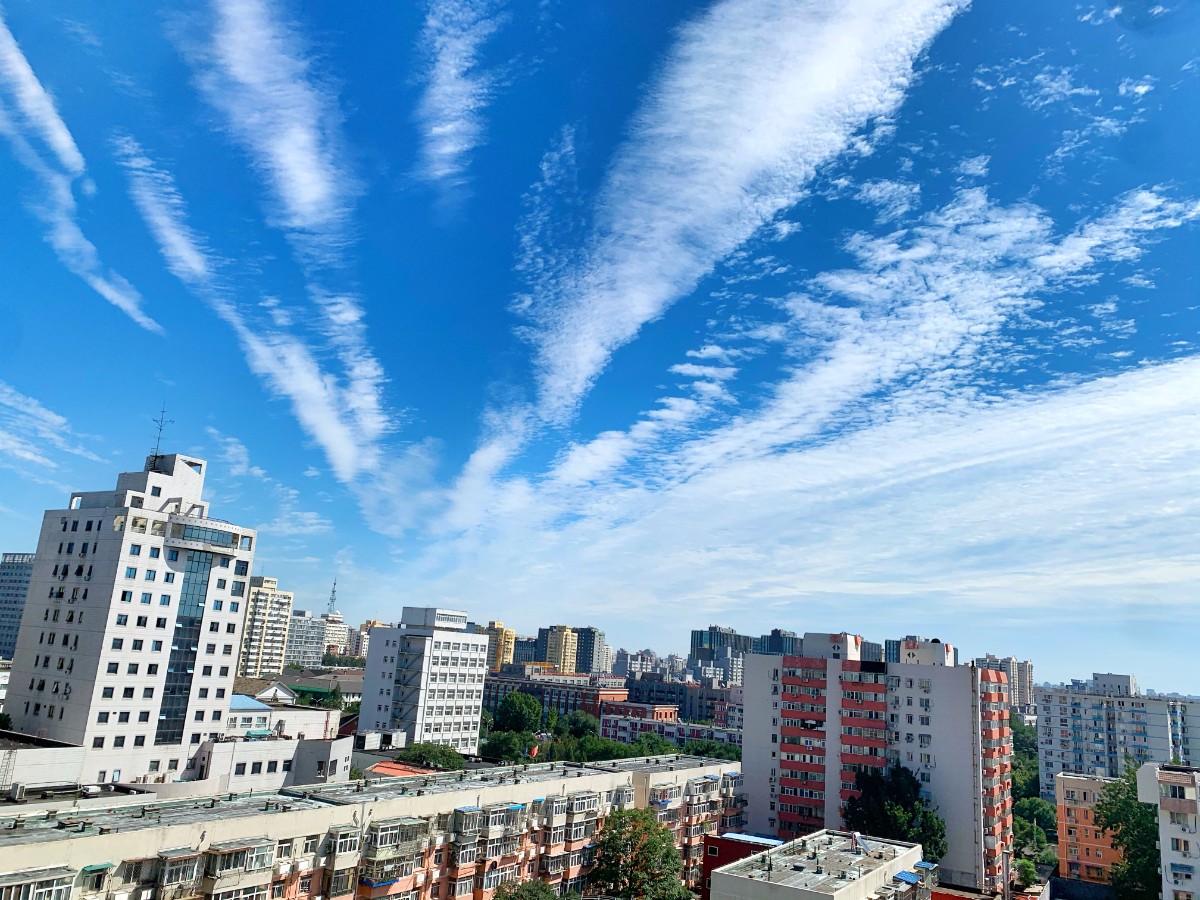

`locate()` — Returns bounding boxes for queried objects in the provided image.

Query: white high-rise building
[239,576,292,677]
[975,654,1034,708]
[6,453,257,782]
[284,610,327,668]
[1035,673,1200,799]
[361,607,487,754]
[0,552,35,660]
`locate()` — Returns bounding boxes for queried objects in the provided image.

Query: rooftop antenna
[150,404,173,470]
[327,578,338,617]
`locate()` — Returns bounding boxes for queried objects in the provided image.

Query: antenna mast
[150,404,173,470]
[327,579,338,617]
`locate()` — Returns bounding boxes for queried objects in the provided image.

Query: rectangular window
[141,592,152,604]
[111,638,124,650]
[130,545,141,556]
[125,567,137,578]
[145,570,156,581]
[164,572,175,583]
[120,590,133,602]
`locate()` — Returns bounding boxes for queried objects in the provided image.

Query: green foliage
[1010,717,1041,801]
[285,663,304,671]
[1013,816,1048,854]
[396,742,466,770]
[482,731,538,762]
[842,767,948,862]
[589,808,690,900]
[350,765,365,780]
[342,700,360,718]
[1014,858,1038,888]
[0,713,11,730]
[480,708,494,736]
[559,710,599,739]
[1094,759,1160,900]
[682,739,741,761]
[496,692,544,733]
[631,732,676,756]
[1015,797,1056,832]
[321,653,366,667]
[494,882,558,900]
[1035,846,1059,866]
[544,707,559,734]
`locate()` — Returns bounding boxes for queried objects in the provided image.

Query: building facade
[625,673,734,723]
[0,551,34,659]
[573,626,606,674]
[479,621,516,671]
[975,654,1034,709]
[484,671,628,721]
[239,576,293,677]
[6,453,259,783]
[1137,762,1200,900]
[1055,772,1122,883]
[544,626,577,674]
[743,633,1012,891]
[285,611,328,669]
[1035,673,1200,800]
[361,607,486,754]
[0,755,744,900]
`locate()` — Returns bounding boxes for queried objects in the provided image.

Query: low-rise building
[700,833,783,900]
[710,830,936,900]
[484,671,628,720]
[600,703,742,751]
[0,755,745,900]
[1055,772,1121,883]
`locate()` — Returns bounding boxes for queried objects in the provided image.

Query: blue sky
[1,0,1198,690]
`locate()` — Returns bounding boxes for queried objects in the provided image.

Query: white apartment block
[361,608,486,754]
[743,633,1012,891]
[239,576,293,677]
[0,551,35,660]
[285,611,328,668]
[975,654,1033,708]
[1035,673,1200,800]
[1138,763,1200,900]
[6,454,258,783]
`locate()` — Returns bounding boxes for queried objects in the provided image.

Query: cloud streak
[518,0,968,424]
[0,9,161,333]
[414,0,504,193]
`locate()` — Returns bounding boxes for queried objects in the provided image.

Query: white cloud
[1024,67,1100,109]
[414,0,505,192]
[855,179,921,222]
[0,12,161,333]
[193,0,356,236]
[517,0,968,426]
[956,154,990,177]
[0,381,102,472]
[1118,76,1155,99]
[115,136,377,482]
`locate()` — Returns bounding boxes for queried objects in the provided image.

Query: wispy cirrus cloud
[0,381,102,472]
[517,0,968,428]
[414,0,505,194]
[174,0,390,474]
[0,9,161,333]
[114,135,375,482]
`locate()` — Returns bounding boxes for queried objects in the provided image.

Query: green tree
[494,882,558,900]
[1035,846,1059,866]
[482,731,537,762]
[0,713,11,730]
[682,739,741,761]
[396,742,465,770]
[842,767,948,862]
[544,707,559,734]
[480,709,494,736]
[496,692,543,733]
[1010,717,1041,801]
[1014,858,1038,888]
[1094,760,1159,900]
[1013,816,1047,854]
[1014,797,1056,832]
[589,807,690,900]
[631,732,677,756]
[560,710,599,739]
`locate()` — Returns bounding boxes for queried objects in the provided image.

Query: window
[216,579,227,590]
[160,595,171,606]
[152,640,163,651]
[145,570,156,581]
[134,736,145,747]
[97,712,110,723]
[127,663,139,674]
[336,832,360,854]
[303,835,320,854]
[246,845,274,872]
[130,545,142,556]
[140,592,152,604]
[213,600,223,611]
[139,710,151,722]
[92,737,104,748]
[230,602,239,613]
[125,567,137,578]
[235,560,249,576]
[156,618,167,628]
[122,687,134,698]
[164,572,175,583]
[111,638,124,650]
[102,687,114,698]
[136,615,148,627]
[149,547,160,557]
[161,857,198,885]
[167,549,179,561]
[143,687,154,698]
[251,761,262,774]
[118,712,130,723]
[151,486,162,497]
[267,760,278,773]
[235,763,247,776]
[120,591,133,603]
[113,736,126,748]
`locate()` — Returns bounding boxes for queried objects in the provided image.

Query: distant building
[479,620,516,670]
[699,833,781,900]
[238,575,293,677]
[0,552,34,659]
[573,626,606,674]
[484,670,628,721]
[625,672,733,723]
[599,702,741,751]
[975,654,1033,708]
[753,629,797,655]
[545,625,577,674]
[1035,673,1200,800]
[360,607,485,754]
[284,609,327,668]
[1056,772,1122,883]
[512,636,538,663]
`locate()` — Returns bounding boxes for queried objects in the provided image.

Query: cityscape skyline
[1,0,1198,694]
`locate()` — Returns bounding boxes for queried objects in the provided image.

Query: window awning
[0,868,74,887]
[81,863,114,874]
[159,848,200,860]
[894,871,922,885]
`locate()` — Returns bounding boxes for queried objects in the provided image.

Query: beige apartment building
[546,626,577,674]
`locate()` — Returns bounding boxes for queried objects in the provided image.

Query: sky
[0,0,1198,691]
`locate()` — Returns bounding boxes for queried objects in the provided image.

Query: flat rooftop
[719,831,919,894]
[293,755,733,805]
[0,791,327,848]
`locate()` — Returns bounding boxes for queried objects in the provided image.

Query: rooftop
[717,830,921,895]
[0,791,328,848]
[229,695,272,712]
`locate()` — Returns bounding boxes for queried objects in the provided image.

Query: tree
[482,731,537,762]
[396,742,465,770]
[589,807,690,900]
[544,707,559,734]
[496,692,543,733]
[842,767,948,862]
[1014,858,1038,889]
[1014,797,1056,833]
[480,709,494,736]
[1010,718,1040,801]
[1094,759,1159,900]
[560,710,599,739]
[631,732,677,756]
[494,882,558,900]
[682,739,741,761]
